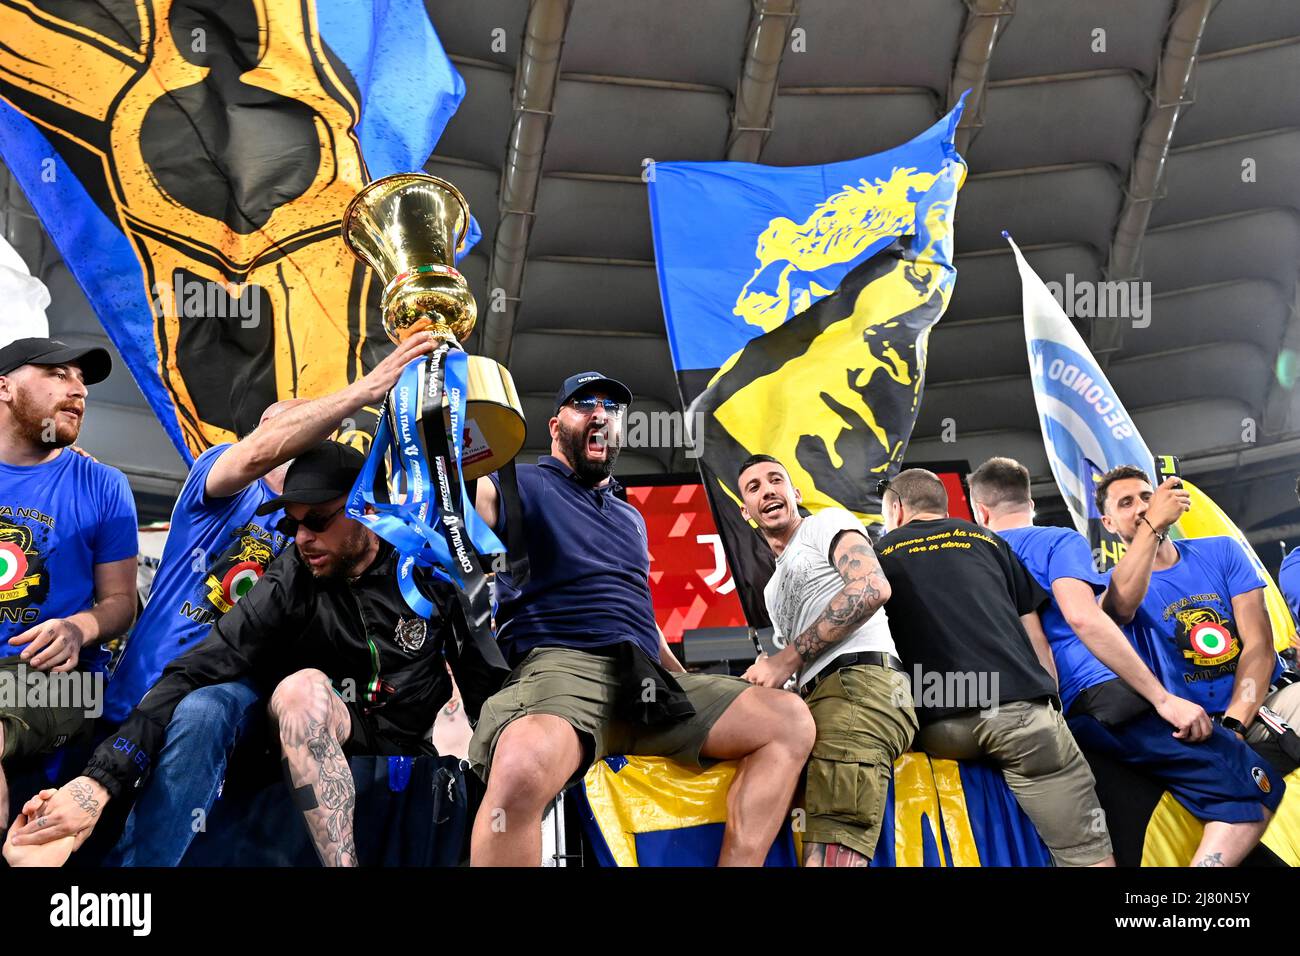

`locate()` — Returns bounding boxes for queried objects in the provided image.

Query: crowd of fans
[1,336,1297,867]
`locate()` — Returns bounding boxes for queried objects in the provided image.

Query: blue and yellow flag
[0,0,476,460]
[647,99,967,625]
[575,753,1051,867]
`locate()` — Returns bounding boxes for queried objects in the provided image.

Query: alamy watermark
[151,275,260,328]
[0,663,104,719]
[620,409,706,459]
[895,664,1001,716]
[1045,273,1151,329]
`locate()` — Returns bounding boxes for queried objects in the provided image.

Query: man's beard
[558,417,621,486]
[11,388,79,447]
[305,523,373,579]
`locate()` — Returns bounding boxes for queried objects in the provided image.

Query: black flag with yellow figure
[0,0,476,461]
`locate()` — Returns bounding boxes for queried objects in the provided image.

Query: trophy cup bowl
[342,173,525,480]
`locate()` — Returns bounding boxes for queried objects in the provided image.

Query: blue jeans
[105,679,262,866]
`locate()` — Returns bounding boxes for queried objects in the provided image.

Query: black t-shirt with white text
[876,517,1054,723]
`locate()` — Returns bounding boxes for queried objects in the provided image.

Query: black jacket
[86,540,454,799]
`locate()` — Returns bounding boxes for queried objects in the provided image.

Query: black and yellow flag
[647,99,967,625]
[0,0,475,460]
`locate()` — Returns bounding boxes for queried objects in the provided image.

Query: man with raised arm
[972,457,1281,867]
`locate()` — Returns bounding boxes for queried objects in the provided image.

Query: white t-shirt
[762,508,897,688]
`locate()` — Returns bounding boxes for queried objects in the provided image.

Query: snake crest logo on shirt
[203,533,276,615]
[1174,606,1240,667]
[0,520,46,615]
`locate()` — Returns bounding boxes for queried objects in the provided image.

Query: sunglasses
[875,478,892,498]
[275,503,346,538]
[567,396,625,416]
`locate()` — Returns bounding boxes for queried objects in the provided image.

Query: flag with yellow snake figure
[646,96,967,626]
[0,0,476,460]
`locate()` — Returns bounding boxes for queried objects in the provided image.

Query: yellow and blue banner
[647,98,967,625]
[575,753,1050,867]
[0,0,477,460]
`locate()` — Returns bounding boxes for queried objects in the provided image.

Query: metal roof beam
[1095,0,1215,364]
[948,0,1016,154]
[480,0,573,363]
[726,0,799,162]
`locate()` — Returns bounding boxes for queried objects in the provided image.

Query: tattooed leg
[803,842,870,867]
[269,669,356,867]
[1190,817,1269,868]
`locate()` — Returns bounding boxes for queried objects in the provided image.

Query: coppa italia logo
[1175,607,1240,667]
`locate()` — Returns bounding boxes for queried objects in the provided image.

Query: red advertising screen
[623,481,748,643]
[624,462,971,642]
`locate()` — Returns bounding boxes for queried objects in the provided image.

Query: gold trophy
[342,172,525,479]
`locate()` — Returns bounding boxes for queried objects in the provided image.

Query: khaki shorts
[802,664,917,859]
[0,657,94,762]
[468,646,750,786]
[917,699,1113,867]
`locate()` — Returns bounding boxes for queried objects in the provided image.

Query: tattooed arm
[744,528,891,688]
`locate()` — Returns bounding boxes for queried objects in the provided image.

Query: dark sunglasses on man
[567,396,625,416]
[275,503,346,538]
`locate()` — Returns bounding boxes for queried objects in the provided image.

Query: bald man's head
[259,398,309,427]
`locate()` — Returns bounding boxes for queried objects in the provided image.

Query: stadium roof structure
[3,0,1299,567]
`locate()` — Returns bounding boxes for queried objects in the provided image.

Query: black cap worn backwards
[0,337,112,384]
[553,371,633,413]
[254,440,366,515]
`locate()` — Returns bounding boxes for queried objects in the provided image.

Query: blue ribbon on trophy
[341,174,527,720]
[348,346,500,616]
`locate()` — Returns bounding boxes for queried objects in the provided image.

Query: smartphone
[1156,454,1182,488]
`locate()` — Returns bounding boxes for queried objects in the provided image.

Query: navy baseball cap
[255,441,365,514]
[554,371,633,412]
[0,337,112,385]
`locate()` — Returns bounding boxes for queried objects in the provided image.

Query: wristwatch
[1219,715,1246,734]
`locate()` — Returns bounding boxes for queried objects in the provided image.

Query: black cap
[553,371,633,413]
[0,337,112,385]
[254,441,365,515]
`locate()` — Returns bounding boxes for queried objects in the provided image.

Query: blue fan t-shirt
[998,524,1116,711]
[0,449,137,670]
[1279,546,1300,628]
[1127,536,1282,715]
[104,444,289,722]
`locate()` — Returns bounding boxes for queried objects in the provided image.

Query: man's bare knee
[486,716,581,813]
[775,692,817,756]
[269,669,342,743]
[746,687,816,756]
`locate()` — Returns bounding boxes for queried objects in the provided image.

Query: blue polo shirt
[999,524,1116,712]
[488,455,659,667]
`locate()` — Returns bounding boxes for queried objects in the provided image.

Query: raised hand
[1144,477,1191,533]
